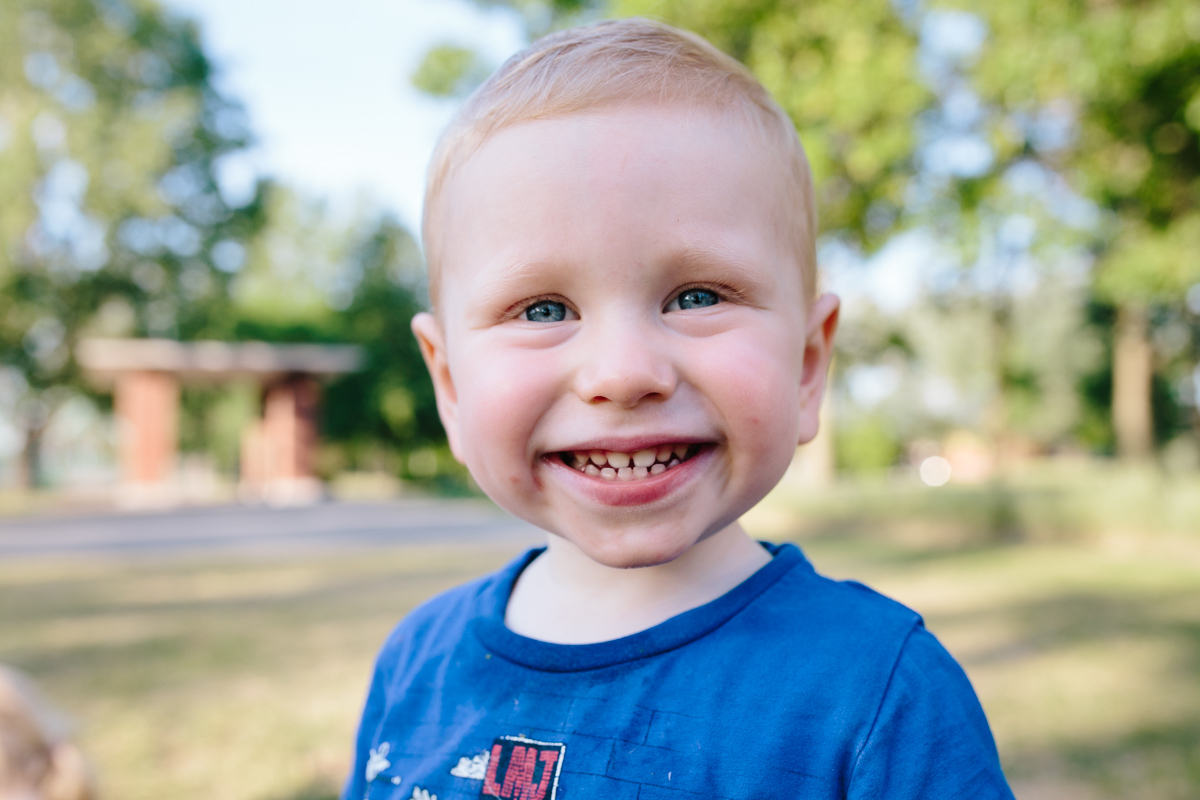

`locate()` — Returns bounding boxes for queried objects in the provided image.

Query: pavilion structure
[77,338,363,507]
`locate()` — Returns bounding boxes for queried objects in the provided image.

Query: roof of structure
[77,338,364,381]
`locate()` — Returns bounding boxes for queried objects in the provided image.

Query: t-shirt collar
[471,541,809,672]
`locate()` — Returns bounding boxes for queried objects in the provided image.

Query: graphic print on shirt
[450,751,491,780]
[366,743,393,782]
[477,735,565,800]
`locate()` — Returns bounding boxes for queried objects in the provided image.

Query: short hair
[422,17,817,309]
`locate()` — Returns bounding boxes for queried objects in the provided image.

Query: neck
[504,522,772,644]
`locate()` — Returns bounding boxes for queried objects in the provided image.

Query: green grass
[0,545,522,800]
[2,477,1199,799]
[748,460,1200,542]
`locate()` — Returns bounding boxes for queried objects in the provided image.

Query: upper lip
[543,435,714,454]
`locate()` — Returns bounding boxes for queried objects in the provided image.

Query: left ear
[797,292,840,445]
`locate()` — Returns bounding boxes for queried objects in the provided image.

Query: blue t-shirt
[343,542,1014,800]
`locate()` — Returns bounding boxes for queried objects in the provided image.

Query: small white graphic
[449,751,491,780]
[411,787,436,800]
[392,777,402,785]
[365,742,391,782]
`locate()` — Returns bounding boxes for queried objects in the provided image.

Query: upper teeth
[568,445,692,480]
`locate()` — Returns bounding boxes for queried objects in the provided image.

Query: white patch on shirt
[411,787,436,800]
[365,742,391,782]
[449,751,491,780]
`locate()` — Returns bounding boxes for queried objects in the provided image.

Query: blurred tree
[322,216,447,478]
[207,183,446,481]
[411,44,493,99]
[948,0,1200,460]
[226,186,350,339]
[612,0,931,253]
[409,0,601,94]
[0,0,264,486]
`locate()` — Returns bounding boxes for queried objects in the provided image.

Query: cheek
[694,333,803,460]
[452,345,561,468]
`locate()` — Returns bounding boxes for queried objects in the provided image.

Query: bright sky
[162,0,526,234]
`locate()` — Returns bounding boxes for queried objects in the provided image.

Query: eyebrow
[469,258,558,303]
[671,244,773,302]
[463,257,566,324]
[675,243,760,275]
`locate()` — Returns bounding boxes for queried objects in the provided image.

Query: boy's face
[415,104,838,569]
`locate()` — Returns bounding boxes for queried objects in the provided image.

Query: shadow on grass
[940,588,1200,668]
[935,587,1200,799]
[1007,720,1200,799]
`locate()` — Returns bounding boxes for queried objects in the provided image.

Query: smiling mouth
[557,444,703,481]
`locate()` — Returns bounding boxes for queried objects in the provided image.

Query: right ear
[411,312,464,462]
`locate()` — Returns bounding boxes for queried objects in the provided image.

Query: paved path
[0,499,545,559]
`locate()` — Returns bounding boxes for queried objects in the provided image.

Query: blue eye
[675,288,720,310]
[524,300,567,322]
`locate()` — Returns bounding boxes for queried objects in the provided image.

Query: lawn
[2,482,1198,799]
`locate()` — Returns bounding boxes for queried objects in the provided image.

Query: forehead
[436,104,803,314]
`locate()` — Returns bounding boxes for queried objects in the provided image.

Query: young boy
[343,18,1013,800]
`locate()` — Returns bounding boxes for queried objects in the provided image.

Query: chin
[571,529,698,570]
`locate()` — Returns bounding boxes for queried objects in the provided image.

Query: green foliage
[469,0,604,36]
[835,415,901,471]
[320,217,445,467]
[226,186,349,334]
[614,0,931,248]
[947,0,1200,305]
[194,191,448,481]
[411,43,491,98]
[0,0,265,482]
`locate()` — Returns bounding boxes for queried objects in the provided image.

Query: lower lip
[542,447,714,507]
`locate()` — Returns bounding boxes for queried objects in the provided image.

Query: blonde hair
[422,17,817,308]
[0,666,95,800]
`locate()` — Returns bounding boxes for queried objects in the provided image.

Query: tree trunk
[17,423,44,490]
[1113,302,1154,460]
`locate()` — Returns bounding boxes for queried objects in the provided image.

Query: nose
[573,316,676,408]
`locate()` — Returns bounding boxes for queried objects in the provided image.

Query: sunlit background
[1,0,1198,798]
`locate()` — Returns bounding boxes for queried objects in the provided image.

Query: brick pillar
[239,418,266,491]
[262,375,319,481]
[241,375,322,505]
[114,370,178,487]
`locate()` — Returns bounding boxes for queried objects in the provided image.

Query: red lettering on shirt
[482,743,504,795]
[478,735,566,800]
[512,746,540,800]
[530,749,560,800]
[499,745,525,797]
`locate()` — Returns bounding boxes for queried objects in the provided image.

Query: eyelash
[505,282,742,321]
[666,282,739,310]
[507,294,573,322]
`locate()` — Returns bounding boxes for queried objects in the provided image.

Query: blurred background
[0,0,1197,798]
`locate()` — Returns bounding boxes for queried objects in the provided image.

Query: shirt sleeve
[847,624,1016,800]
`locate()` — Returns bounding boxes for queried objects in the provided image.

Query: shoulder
[738,546,925,668]
[752,548,1012,796]
[849,624,1013,798]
